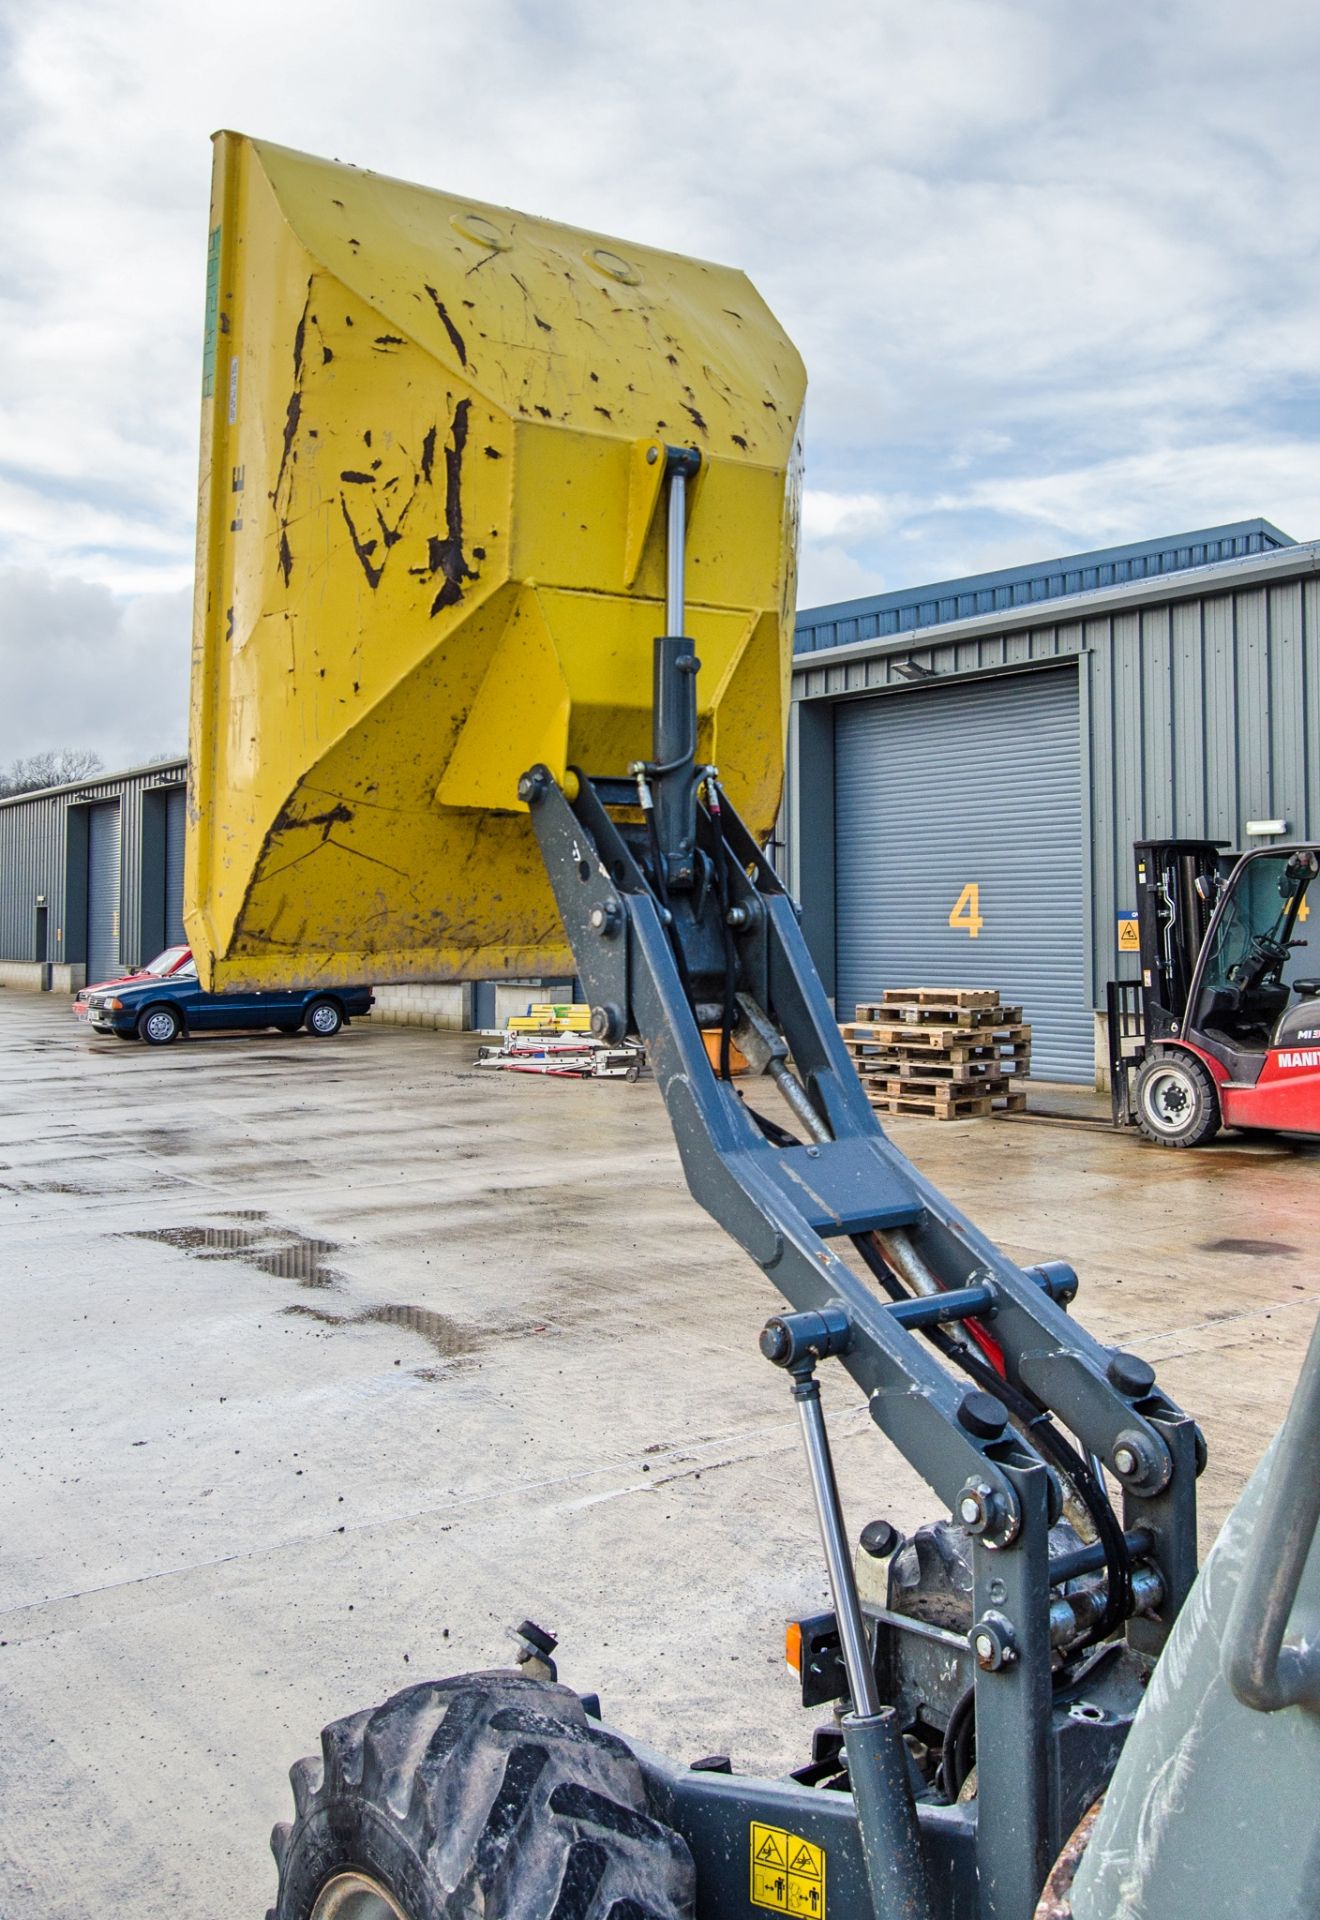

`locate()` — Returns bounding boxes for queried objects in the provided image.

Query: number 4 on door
[949,883,984,939]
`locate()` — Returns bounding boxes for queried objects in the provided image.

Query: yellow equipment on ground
[187,133,806,990]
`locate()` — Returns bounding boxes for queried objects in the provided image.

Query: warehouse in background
[783,520,1319,1083]
[0,750,559,1028]
[0,758,187,992]
[7,519,1317,1067]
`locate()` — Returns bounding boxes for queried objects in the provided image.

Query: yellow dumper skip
[188,134,806,990]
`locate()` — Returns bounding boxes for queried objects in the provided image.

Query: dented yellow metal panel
[187,133,806,990]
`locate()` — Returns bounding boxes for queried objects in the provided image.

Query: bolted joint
[508,1616,559,1681]
[1023,1259,1079,1306]
[859,1519,902,1561]
[759,1306,851,1370]
[970,1613,1017,1672]
[954,1476,1017,1545]
[1111,1426,1166,1491]
[517,764,551,807]
[956,1480,995,1532]
[957,1390,1008,1440]
[590,1003,626,1043]
[1107,1349,1156,1398]
[588,899,623,939]
[664,443,702,480]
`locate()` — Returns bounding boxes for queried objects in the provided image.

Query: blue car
[84,958,374,1045]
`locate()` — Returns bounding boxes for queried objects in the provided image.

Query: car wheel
[1133,1051,1221,1147]
[138,1004,182,1047]
[304,998,343,1038]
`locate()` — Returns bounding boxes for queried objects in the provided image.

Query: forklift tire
[269,1672,695,1920]
[1133,1051,1221,1148]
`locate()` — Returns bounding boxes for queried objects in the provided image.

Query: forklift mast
[1132,838,1232,1039]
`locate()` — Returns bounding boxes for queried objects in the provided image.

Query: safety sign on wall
[1116,911,1139,953]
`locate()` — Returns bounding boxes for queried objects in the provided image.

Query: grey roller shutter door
[165,787,187,947]
[87,802,122,983]
[834,668,1091,1081]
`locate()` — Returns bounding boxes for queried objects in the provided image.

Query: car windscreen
[145,946,190,977]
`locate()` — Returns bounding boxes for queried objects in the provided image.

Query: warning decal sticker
[750,1821,825,1915]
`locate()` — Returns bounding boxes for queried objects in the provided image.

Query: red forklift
[1108,837,1320,1145]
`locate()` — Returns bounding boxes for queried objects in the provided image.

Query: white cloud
[0,569,189,768]
[796,543,890,610]
[799,436,1320,604]
[802,489,922,543]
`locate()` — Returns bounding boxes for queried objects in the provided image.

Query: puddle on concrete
[283,1299,554,1366]
[125,1221,342,1288]
[1199,1237,1299,1258]
[285,1300,474,1355]
[246,1241,340,1285]
[135,1225,261,1253]
[359,1303,475,1353]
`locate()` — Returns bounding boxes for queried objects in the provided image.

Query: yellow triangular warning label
[756,1831,788,1867]
[790,1841,821,1877]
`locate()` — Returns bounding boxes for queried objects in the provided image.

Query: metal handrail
[1222,1312,1320,1714]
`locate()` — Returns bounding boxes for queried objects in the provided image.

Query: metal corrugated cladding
[793,520,1294,655]
[786,542,1320,1074]
[165,788,188,947]
[0,759,187,976]
[86,803,122,982]
[0,795,63,962]
[834,669,1090,1078]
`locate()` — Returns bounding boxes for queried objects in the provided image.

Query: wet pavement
[1,989,1317,1916]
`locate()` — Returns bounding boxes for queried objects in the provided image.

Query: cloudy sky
[3,0,1320,770]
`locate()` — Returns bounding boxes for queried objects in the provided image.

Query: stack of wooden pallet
[840,989,1031,1120]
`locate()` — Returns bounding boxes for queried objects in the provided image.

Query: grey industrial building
[783,519,1318,1081]
[4,518,1316,1077]
[0,758,188,993]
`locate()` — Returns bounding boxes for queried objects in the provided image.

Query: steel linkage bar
[520,474,1199,1916]
[525,763,1200,1625]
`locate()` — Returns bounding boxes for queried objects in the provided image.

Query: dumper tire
[1133,1050,1220,1148]
[269,1671,696,1920]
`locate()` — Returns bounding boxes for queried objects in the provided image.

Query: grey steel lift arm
[520,451,1203,1920]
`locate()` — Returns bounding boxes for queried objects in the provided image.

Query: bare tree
[0,749,105,798]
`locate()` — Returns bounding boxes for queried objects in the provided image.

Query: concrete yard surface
[1,989,1317,1917]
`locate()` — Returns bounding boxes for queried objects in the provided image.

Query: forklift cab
[1190,846,1319,1072]
[1111,839,1320,1145]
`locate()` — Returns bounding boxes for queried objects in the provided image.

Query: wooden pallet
[866,1086,1029,1120]
[855,1059,1028,1090]
[851,1044,1032,1078]
[841,1021,1031,1053]
[842,987,1030,1119]
[859,988,1001,1012]
[853,1001,1024,1029]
